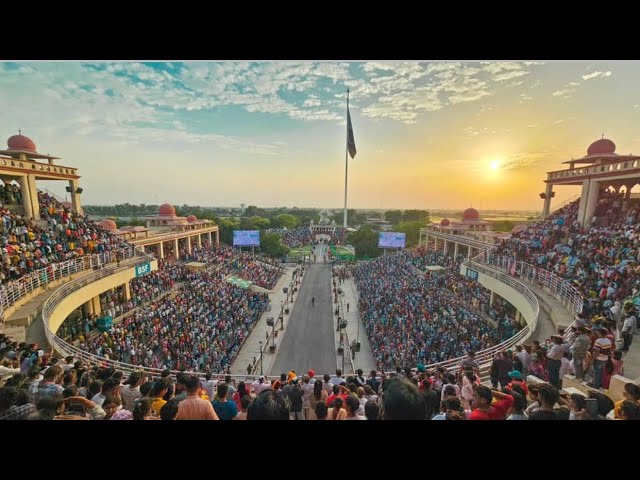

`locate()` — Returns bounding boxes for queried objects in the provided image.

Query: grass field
[288,245,313,258]
[333,246,353,255]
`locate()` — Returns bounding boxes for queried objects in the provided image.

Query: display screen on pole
[233,230,260,247]
[378,232,406,248]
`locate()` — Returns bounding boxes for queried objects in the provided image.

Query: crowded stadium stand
[1,135,639,420]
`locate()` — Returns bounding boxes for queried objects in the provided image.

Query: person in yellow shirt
[614,382,640,419]
[149,381,168,416]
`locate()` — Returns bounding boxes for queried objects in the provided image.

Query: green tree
[216,217,238,245]
[240,216,270,230]
[385,210,403,225]
[116,217,146,227]
[332,209,367,227]
[242,205,268,218]
[260,233,290,258]
[347,225,380,258]
[402,210,430,223]
[492,220,515,233]
[271,214,298,230]
[394,220,424,247]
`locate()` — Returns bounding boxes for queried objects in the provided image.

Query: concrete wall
[47,260,157,334]
[534,292,570,331]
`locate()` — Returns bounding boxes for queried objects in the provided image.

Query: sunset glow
[0,61,633,211]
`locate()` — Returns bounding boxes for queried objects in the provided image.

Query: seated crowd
[1,188,131,285]
[352,248,518,371]
[493,191,640,321]
[57,267,268,372]
[185,246,284,290]
[266,227,313,248]
[57,261,187,343]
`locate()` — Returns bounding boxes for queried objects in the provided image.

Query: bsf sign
[466,268,478,281]
[135,262,151,277]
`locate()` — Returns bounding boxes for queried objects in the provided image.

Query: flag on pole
[347,106,357,159]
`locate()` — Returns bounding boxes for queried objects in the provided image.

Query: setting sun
[490,160,501,170]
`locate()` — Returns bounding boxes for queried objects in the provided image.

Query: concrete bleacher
[515,279,575,333]
[4,268,95,330]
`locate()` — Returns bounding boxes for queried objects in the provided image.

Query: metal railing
[419,228,492,251]
[549,193,580,213]
[0,245,145,321]
[547,157,640,181]
[41,247,160,376]
[477,251,583,316]
[36,240,545,382]
[40,187,68,205]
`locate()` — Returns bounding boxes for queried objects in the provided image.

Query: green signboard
[226,275,253,289]
[135,262,151,277]
[466,268,479,281]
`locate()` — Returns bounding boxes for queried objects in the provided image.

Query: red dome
[587,138,616,156]
[7,133,36,151]
[158,203,176,215]
[100,219,117,230]
[462,208,480,221]
[440,218,450,226]
[187,215,197,223]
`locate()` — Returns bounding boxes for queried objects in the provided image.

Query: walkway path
[229,266,299,376]
[335,272,378,374]
[270,262,336,376]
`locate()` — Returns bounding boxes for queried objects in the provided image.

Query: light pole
[341,317,345,374]
[356,305,360,350]
[259,341,263,375]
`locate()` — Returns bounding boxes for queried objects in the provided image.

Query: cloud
[552,81,581,98]
[0,60,547,153]
[501,149,559,170]
[480,62,534,82]
[553,119,564,124]
[303,95,322,107]
[582,70,612,81]
[464,126,481,137]
[463,125,496,138]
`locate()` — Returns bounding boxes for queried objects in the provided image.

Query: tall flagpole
[343,89,350,228]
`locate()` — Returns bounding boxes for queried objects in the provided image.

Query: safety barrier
[39,244,542,383]
[1,246,145,321]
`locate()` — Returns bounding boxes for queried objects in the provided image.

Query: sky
[1,60,639,212]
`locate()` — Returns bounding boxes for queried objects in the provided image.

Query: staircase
[550,194,580,213]
[40,187,68,205]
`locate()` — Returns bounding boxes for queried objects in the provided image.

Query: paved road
[270,262,336,376]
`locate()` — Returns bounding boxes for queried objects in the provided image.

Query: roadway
[269,252,336,376]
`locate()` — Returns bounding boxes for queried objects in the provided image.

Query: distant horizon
[84,203,541,214]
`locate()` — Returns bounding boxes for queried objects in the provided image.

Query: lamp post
[272,323,276,348]
[356,307,360,350]
[341,316,345,374]
[259,341,263,375]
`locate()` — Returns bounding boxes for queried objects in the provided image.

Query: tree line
[84,203,433,259]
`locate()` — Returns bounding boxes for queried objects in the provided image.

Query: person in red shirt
[470,385,514,420]
[507,370,529,397]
